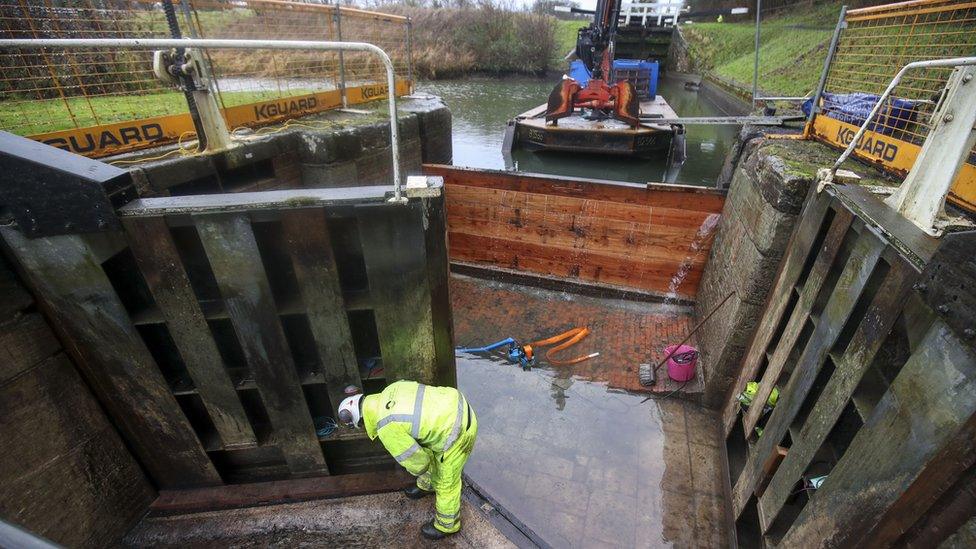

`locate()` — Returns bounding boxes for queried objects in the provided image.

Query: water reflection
[416,76,741,187]
[550,370,575,411]
[457,352,729,547]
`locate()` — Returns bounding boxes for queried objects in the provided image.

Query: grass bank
[196,5,558,80]
[0,90,305,135]
[680,3,841,98]
[552,19,587,67]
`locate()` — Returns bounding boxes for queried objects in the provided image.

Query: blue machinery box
[613,59,659,99]
[568,59,592,87]
[566,59,660,100]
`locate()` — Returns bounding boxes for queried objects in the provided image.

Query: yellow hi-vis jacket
[362,380,471,476]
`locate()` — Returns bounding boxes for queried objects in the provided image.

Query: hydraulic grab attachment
[544,0,641,128]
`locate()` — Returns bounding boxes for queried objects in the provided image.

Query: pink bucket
[664,344,698,382]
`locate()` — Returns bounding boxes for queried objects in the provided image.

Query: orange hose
[528,327,597,365]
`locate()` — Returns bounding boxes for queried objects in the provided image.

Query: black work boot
[403,485,434,500]
[421,520,455,540]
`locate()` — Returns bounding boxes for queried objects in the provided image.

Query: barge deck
[507,96,681,158]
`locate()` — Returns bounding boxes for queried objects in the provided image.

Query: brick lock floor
[450,274,701,395]
[451,273,731,547]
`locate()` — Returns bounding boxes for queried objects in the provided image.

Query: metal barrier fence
[805,0,976,210]
[0,0,412,158]
[0,1,181,137]
[188,0,411,110]
[620,1,685,26]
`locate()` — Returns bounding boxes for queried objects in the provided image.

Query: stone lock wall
[0,97,453,543]
[130,96,452,197]
[694,136,891,408]
[298,98,452,187]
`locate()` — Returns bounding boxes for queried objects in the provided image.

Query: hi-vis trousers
[416,408,478,533]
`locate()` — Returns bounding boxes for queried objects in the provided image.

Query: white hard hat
[338,393,364,428]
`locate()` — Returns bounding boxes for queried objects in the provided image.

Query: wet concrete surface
[124,492,515,548]
[458,354,731,548]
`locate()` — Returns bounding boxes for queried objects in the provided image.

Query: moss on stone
[757,139,895,188]
[282,196,321,207]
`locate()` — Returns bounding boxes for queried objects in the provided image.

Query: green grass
[129,8,257,36]
[681,3,842,97]
[552,19,587,68]
[0,89,302,135]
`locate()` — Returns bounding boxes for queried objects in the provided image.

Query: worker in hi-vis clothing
[338,380,478,540]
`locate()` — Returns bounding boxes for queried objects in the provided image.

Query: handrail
[148,0,410,22]
[0,37,407,202]
[620,1,684,25]
[830,56,976,175]
[846,0,943,15]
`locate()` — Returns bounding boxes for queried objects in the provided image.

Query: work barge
[1,1,976,548]
[506,0,684,159]
[508,95,680,157]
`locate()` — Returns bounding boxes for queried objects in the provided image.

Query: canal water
[424,76,736,547]
[457,353,729,547]
[416,76,742,187]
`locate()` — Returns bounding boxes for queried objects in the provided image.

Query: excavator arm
[544,0,640,128]
[577,0,620,80]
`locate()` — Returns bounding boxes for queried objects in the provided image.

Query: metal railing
[819,56,976,233]
[804,0,976,213]
[0,37,407,200]
[818,0,976,146]
[830,56,976,174]
[0,1,181,136]
[187,0,411,112]
[0,0,412,157]
[620,1,685,26]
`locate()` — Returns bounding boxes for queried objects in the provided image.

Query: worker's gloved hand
[458,435,475,456]
[417,470,433,491]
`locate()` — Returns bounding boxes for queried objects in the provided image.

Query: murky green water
[416,76,742,186]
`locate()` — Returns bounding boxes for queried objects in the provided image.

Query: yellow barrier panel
[223,90,343,130]
[807,0,976,213]
[30,113,197,158]
[29,80,411,159]
[812,115,976,212]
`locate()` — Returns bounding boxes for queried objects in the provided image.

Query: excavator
[544,0,641,128]
[504,0,682,162]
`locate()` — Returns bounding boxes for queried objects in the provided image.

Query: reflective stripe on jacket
[362,380,470,476]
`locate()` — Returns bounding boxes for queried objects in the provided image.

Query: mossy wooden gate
[0,136,454,489]
[722,183,976,546]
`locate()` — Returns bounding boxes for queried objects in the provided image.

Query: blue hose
[314,416,338,438]
[456,337,517,354]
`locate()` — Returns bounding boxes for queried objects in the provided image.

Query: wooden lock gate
[722,181,976,547]
[0,132,454,490]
